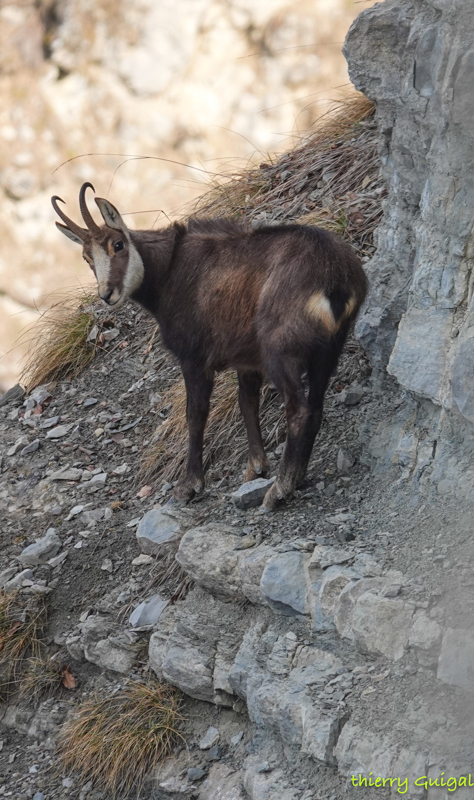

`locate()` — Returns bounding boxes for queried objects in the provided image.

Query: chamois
[52,183,367,511]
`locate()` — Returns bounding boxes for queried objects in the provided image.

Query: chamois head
[52,182,144,307]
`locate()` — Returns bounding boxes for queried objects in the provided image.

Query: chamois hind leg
[237,371,270,482]
[262,357,310,511]
[173,362,214,503]
[262,328,348,510]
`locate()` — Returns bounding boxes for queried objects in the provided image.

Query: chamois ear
[56,222,85,245]
[95,198,127,232]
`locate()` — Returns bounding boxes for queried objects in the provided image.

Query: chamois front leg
[238,371,270,482]
[173,362,214,503]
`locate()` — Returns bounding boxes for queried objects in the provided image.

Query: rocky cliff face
[344,0,474,495]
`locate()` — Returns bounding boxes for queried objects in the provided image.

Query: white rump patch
[306,291,356,334]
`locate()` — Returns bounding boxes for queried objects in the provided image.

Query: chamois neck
[129,223,184,316]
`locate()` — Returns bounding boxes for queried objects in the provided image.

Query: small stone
[136,508,181,555]
[47,552,68,568]
[95,427,104,437]
[113,463,130,475]
[19,531,61,566]
[87,325,99,342]
[83,397,98,407]
[131,554,154,566]
[90,472,107,485]
[129,594,169,629]
[67,504,84,520]
[46,424,73,439]
[40,416,59,429]
[0,566,20,588]
[4,569,34,591]
[62,777,74,788]
[231,731,244,746]
[0,383,24,406]
[20,439,40,455]
[102,327,120,341]
[7,435,28,456]
[188,767,206,782]
[206,745,223,761]
[101,558,113,573]
[336,448,354,472]
[199,727,220,750]
[342,384,365,405]
[231,477,275,509]
[50,467,83,481]
[33,793,44,800]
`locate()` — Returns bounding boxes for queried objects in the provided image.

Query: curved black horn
[51,195,87,240]
[79,182,101,234]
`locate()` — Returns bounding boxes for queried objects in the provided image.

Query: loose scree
[52,182,367,511]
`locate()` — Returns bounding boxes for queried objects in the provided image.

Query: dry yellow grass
[140,373,284,484]
[19,655,73,704]
[59,681,183,798]
[0,591,47,700]
[192,93,380,256]
[20,289,99,392]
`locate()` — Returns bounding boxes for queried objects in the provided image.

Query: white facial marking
[91,241,111,296]
[123,239,144,297]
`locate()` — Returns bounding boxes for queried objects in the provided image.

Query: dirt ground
[0,289,473,799]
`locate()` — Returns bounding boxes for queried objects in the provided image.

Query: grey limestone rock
[19,530,61,566]
[343,0,474,484]
[129,594,169,629]
[260,552,308,616]
[199,727,220,750]
[78,615,141,674]
[4,568,34,591]
[231,477,275,509]
[437,628,474,691]
[0,566,20,588]
[45,424,73,439]
[0,383,24,406]
[136,507,181,555]
[176,523,273,602]
[50,467,83,481]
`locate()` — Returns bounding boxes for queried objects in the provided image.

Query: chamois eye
[114,240,124,252]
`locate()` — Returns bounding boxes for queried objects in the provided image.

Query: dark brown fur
[128,218,367,508]
[53,188,367,510]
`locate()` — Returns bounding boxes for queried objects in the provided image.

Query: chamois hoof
[173,476,204,504]
[243,457,270,483]
[262,481,287,512]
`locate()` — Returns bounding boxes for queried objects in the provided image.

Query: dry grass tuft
[19,655,74,704]
[141,372,284,484]
[0,591,47,700]
[59,680,183,798]
[192,92,382,258]
[20,289,100,392]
